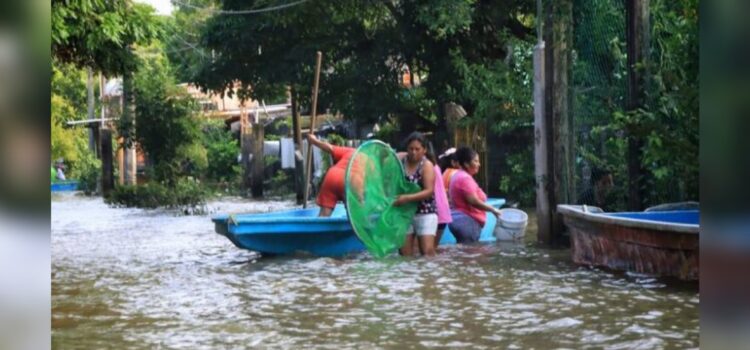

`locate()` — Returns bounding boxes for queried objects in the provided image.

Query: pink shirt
[449,170,488,226]
[433,165,452,224]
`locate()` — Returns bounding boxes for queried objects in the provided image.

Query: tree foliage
[578,0,698,207]
[132,45,205,184]
[51,60,102,190]
[169,0,537,202]
[162,0,217,83]
[165,0,696,206]
[50,94,80,164]
[52,0,164,75]
[189,0,534,127]
[639,0,699,204]
[200,119,240,183]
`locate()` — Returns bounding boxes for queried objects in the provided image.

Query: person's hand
[491,208,502,218]
[306,133,317,142]
[393,195,408,207]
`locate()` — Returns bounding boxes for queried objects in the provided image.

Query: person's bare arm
[465,192,501,217]
[306,133,333,154]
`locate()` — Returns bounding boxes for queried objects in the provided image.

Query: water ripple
[52,195,699,349]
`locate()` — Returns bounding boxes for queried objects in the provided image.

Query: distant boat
[51,180,79,192]
[212,198,505,256]
[558,204,699,280]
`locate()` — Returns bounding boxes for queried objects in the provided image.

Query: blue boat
[51,180,79,192]
[212,198,505,256]
[558,204,699,280]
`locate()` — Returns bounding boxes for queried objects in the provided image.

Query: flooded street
[52,194,698,349]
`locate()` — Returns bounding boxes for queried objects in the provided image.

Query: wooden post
[97,73,105,158]
[117,139,124,185]
[92,125,100,159]
[534,38,551,243]
[444,102,466,146]
[100,129,114,195]
[303,51,323,208]
[626,0,649,210]
[290,87,305,204]
[86,68,97,154]
[122,71,136,185]
[541,0,573,245]
[250,112,265,198]
[240,105,252,195]
[241,133,253,195]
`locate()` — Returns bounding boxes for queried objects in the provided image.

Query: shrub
[105,177,206,209]
[75,154,101,195]
[498,147,535,207]
[201,119,241,183]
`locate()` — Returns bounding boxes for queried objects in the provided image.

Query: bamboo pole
[303,51,323,208]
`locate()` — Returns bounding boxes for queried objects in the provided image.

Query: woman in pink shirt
[428,150,452,249]
[448,147,502,243]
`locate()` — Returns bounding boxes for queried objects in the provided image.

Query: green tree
[582,0,698,207]
[164,0,216,83]
[52,0,164,193]
[132,44,205,184]
[50,94,81,164]
[200,119,240,183]
[51,54,105,193]
[51,60,90,114]
[191,0,533,128]
[52,0,163,76]
[640,0,699,204]
[177,0,537,202]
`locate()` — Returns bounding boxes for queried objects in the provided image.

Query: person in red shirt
[306,134,356,217]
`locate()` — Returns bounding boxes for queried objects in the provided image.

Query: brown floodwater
[52,194,698,349]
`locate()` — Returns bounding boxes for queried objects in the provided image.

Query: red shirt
[317,146,356,208]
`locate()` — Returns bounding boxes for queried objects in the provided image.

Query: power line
[165,32,210,59]
[171,0,311,15]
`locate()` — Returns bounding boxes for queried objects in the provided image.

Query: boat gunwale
[557,204,699,234]
[212,215,349,225]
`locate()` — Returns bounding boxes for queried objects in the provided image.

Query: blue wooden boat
[51,180,79,192]
[212,198,505,256]
[558,204,699,280]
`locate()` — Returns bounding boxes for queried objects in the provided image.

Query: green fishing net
[345,140,421,258]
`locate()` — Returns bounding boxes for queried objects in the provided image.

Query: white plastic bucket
[494,208,528,241]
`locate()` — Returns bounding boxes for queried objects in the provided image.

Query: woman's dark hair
[402,131,429,151]
[454,146,478,169]
[425,142,438,165]
[437,151,454,170]
[402,132,436,165]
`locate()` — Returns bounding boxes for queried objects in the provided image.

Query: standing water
[52,194,698,349]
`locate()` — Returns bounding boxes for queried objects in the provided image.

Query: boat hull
[558,205,699,280]
[213,198,505,256]
[51,181,79,192]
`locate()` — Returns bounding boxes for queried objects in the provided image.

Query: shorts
[437,223,447,230]
[406,213,438,236]
[448,211,482,243]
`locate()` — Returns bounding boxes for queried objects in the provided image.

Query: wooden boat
[557,204,699,280]
[212,198,505,256]
[51,180,79,192]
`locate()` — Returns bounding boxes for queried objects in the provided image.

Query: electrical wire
[171,0,310,15]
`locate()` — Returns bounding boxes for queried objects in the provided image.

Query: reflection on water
[52,194,698,349]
